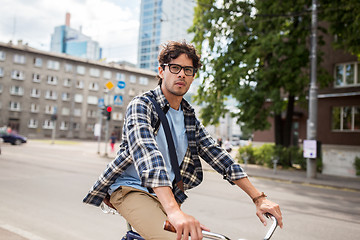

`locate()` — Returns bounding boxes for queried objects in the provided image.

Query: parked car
[0,133,27,145]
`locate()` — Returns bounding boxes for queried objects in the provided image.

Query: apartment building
[0,40,157,140]
[252,31,360,177]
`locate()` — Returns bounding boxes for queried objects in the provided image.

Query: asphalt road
[0,140,359,240]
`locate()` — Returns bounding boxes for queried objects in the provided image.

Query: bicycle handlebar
[163,213,278,240]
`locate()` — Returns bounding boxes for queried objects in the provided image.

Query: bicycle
[100,202,278,240]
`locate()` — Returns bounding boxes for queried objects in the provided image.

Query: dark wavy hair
[157,40,202,85]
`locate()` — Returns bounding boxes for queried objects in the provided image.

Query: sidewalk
[243,164,360,191]
[201,160,360,192]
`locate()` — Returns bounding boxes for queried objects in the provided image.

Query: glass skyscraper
[137,0,196,72]
[50,13,101,60]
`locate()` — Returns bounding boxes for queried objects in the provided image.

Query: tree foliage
[320,0,360,59]
[190,0,338,147]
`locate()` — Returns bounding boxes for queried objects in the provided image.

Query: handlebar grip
[163,220,176,233]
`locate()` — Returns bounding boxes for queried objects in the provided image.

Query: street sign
[94,123,101,137]
[303,140,317,158]
[105,81,114,90]
[98,98,105,108]
[117,80,126,89]
[114,95,123,106]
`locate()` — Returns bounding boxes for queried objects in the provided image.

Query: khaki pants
[110,186,177,240]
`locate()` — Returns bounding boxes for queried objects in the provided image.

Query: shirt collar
[151,85,195,114]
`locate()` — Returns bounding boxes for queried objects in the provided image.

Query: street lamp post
[306,0,318,179]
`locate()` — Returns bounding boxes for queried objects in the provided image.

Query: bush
[237,144,255,164]
[355,156,360,176]
[236,143,319,171]
[253,144,275,167]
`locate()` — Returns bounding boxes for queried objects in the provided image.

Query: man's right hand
[167,210,209,240]
[152,186,209,240]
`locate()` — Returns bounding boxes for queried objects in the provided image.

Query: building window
[103,70,112,79]
[90,68,100,77]
[34,57,43,67]
[129,88,135,96]
[62,92,71,101]
[30,103,40,113]
[47,76,58,85]
[139,77,149,85]
[87,110,97,118]
[130,75,136,83]
[64,78,71,87]
[33,73,41,83]
[10,86,24,95]
[45,105,56,114]
[0,67,4,77]
[43,120,55,129]
[76,80,84,89]
[0,51,5,61]
[77,65,86,75]
[74,108,82,116]
[89,82,99,91]
[9,101,21,111]
[87,95,98,105]
[61,107,70,116]
[334,62,359,87]
[74,94,83,103]
[60,121,69,130]
[47,60,60,70]
[65,63,73,72]
[332,106,360,131]
[30,88,41,98]
[72,122,80,130]
[11,70,25,80]
[116,72,125,81]
[86,123,95,132]
[13,54,26,64]
[45,90,57,100]
[28,119,38,128]
[112,112,124,121]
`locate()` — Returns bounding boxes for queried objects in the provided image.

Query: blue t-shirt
[108,105,188,195]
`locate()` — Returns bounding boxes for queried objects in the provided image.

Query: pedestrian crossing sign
[114,95,123,106]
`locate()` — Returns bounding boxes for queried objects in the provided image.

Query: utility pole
[306,0,318,179]
[51,107,57,145]
[97,110,103,154]
[104,89,110,157]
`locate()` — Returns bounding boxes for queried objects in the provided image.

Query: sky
[0,0,141,64]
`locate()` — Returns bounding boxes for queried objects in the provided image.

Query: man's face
[158,53,195,97]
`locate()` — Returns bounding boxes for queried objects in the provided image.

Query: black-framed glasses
[162,63,197,76]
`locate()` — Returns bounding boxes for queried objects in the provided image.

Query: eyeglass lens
[168,64,195,76]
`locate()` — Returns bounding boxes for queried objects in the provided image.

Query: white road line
[0,224,47,240]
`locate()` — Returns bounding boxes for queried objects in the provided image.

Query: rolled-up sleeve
[196,119,247,183]
[126,97,173,188]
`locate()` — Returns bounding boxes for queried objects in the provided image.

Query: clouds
[0,0,140,64]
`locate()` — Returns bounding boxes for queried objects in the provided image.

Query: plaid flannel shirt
[83,86,247,206]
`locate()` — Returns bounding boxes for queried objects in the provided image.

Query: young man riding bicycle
[83,41,283,240]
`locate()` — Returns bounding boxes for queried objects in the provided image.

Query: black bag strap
[148,96,184,192]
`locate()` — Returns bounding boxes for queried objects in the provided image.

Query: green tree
[320,0,360,59]
[190,0,332,150]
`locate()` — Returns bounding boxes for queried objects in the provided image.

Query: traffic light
[101,105,112,120]
[105,105,112,120]
[101,106,107,116]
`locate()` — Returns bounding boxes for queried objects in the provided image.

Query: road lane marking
[0,224,47,240]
